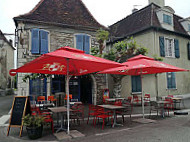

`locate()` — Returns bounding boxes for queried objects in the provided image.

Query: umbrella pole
[141,73,144,119]
[66,58,70,134]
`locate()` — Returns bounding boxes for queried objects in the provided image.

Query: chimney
[132,8,138,13]
[148,0,165,7]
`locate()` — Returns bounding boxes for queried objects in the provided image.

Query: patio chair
[133,95,141,105]
[144,94,150,105]
[48,96,57,105]
[149,101,162,118]
[70,104,84,125]
[116,99,133,123]
[87,105,103,125]
[164,98,174,116]
[37,96,46,104]
[94,109,113,130]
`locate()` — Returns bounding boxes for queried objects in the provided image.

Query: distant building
[0,30,15,90]
[108,0,190,97]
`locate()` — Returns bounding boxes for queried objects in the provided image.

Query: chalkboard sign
[7,96,31,137]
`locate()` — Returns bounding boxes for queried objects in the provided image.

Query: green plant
[23,114,45,128]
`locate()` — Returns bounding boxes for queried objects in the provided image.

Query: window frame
[131,75,142,93]
[188,24,190,32]
[30,29,50,55]
[164,37,175,58]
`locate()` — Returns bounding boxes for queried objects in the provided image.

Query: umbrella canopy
[10,46,122,134]
[98,55,188,118]
[99,55,187,75]
[10,46,122,76]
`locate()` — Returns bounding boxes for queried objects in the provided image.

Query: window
[29,78,47,97]
[159,37,180,58]
[75,34,90,54]
[163,14,172,25]
[31,29,49,54]
[165,38,174,57]
[131,76,142,92]
[188,24,190,31]
[166,72,176,89]
[187,42,190,60]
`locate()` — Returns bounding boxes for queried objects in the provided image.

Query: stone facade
[16,22,107,104]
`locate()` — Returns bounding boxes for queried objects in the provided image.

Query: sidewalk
[1,97,190,142]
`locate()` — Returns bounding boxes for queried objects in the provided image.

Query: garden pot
[26,125,43,139]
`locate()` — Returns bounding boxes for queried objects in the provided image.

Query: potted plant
[23,114,45,140]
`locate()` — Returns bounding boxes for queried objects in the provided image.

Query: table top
[105,98,125,102]
[156,101,168,104]
[98,104,126,110]
[48,106,72,113]
[172,97,182,100]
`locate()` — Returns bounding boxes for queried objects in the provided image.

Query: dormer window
[188,24,190,31]
[163,14,172,25]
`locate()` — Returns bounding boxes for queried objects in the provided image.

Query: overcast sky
[0,0,190,41]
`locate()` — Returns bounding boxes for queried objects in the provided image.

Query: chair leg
[51,122,54,133]
[87,116,89,124]
[102,119,105,130]
[122,115,124,123]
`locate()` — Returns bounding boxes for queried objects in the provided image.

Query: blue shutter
[159,36,165,57]
[174,39,180,58]
[84,35,90,54]
[136,76,142,92]
[76,35,84,50]
[40,30,49,54]
[171,72,176,89]
[187,42,190,60]
[31,29,40,54]
[131,76,136,92]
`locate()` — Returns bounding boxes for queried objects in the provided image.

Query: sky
[0,0,190,42]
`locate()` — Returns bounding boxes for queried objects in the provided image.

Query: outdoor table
[48,106,73,133]
[105,98,125,104]
[98,104,126,128]
[172,97,182,109]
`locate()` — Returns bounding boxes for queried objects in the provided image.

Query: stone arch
[90,74,97,105]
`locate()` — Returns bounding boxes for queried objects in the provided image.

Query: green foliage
[152,54,163,61]
[22,73,51,82]
[96,28,109,42]
[23,114,45,128]
[103,37,148,62]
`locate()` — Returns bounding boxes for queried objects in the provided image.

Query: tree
[92,29,148,97]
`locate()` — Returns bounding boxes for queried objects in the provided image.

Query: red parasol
[10,46,122,134]
[98,55,188,118]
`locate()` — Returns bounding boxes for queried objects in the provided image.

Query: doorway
[80,75,92,104]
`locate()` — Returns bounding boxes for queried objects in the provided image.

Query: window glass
[131,76,142,92]
[167,72,176,89]
[165,38,174,57]
[188,24,190,31]
[163,14,172,25]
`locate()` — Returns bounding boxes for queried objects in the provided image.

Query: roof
[14,0,105,30]
[109,3,189,42]
[0,30,15,50]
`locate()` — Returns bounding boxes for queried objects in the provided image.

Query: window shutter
[136,76,142,92]
[40,30,49,54]
[84,35,90,54]
[159,36,165,57]
[131,76,136,92]
[187,42,190,60]
[76,35,84,50]
[174,39,180,58]
[171,72,176,89]
[31,29,40,54]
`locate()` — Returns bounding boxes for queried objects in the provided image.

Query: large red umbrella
[99,55,188,118]
[10,46,122,134]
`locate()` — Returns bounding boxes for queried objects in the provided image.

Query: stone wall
[16,22,105,104]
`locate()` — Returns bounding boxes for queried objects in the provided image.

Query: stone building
[107,0,190,98]
[14,0,107,104]
[0,30,15,91]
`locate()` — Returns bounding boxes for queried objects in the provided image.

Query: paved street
[0,95,14,117]
[1,95,190,142]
